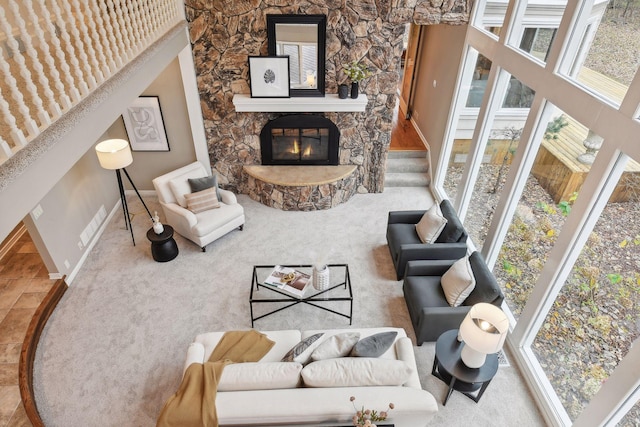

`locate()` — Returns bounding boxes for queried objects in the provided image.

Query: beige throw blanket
[156,330,275,427]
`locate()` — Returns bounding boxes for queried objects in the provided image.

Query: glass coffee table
[250,264,352,327]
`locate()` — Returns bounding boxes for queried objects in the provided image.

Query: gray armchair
[402,251,504,345]
[386,199,468,280]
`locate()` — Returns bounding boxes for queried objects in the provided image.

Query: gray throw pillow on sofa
[188,175,221,200]
[350,331,398,357]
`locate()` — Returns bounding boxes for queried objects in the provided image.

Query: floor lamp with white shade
[95,138,153,245]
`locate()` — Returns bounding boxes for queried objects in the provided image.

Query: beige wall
[25,131,119,277]
[0,27,191,244]
[109,57,198,191]
[18,52,199,279]
[411,24,467,181]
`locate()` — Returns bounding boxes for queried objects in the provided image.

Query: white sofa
[183,327,438,426]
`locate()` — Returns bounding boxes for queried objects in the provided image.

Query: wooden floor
[390,103,426,151]
[0,228,55,426]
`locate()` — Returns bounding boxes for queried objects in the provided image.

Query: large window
[532,168,639,422]
[562,0,637,106]
[437,0,640,424]
[465,56,534,109]
[494,105,573,319]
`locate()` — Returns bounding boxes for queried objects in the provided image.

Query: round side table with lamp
[432,303,509,405]
[431,329,499,405]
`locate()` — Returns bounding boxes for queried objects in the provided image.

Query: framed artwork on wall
[248,56,290,98]
[122,96,170,151]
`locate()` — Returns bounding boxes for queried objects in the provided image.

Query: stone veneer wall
[184,0,470,194]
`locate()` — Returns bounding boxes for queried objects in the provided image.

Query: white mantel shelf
[232,94,368,112]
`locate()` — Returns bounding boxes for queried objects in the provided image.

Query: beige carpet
[33,187,544,426]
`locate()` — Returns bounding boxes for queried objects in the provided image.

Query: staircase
[384,150,431,188]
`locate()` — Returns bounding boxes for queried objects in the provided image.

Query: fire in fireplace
[260,115,339,165]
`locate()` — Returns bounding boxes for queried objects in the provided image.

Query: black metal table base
[250,264,352,327]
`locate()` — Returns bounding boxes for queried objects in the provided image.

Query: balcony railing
[0,0,185,165]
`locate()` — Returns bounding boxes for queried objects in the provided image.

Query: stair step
[384,172,431,187]
[387,150,427,159]
[386,157,429,173]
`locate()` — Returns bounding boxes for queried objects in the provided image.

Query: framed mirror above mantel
[267,14,326,97]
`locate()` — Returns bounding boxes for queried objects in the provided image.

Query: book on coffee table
[264,265,312,298]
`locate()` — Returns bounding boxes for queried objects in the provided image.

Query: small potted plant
[343,60,371,99]
[350,396,394,427]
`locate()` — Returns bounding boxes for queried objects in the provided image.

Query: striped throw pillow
[184,187,220,213]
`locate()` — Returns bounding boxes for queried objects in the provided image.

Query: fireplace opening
[260,115,339,165]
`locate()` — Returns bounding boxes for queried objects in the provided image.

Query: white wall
[411,24,468,180]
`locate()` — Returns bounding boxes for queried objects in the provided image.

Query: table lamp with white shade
[458,303,509,368]
[95,138,153,245]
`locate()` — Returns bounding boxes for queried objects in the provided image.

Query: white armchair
[152,162,245,251]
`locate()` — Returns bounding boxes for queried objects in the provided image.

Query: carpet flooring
[33,187,544,426]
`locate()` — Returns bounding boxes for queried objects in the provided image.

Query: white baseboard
[64,190,157,285]
[65,200,122,285]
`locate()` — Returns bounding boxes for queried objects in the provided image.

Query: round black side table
[146,225,178,262]
[432,329,499,405]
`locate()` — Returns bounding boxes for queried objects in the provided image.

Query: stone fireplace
[260,115,339,166]
[185,1,471,204]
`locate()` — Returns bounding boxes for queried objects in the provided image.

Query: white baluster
[105,0,127,65]
[168,0,180,21]
[78,0,110,80]
[143,0,157,41]
[126,0,143,51]
[24,0,69,112]
[0,136,13,160]
[160,0,171,27]
[119,0,140,55]
[112,0,134,60]
[154,0,166,30]
[0,8,40,138]
[61,1,97,89]
[36,0,80,104]
[8,0,59,123]
[132,0,151,45]
[146,0,160,37]
[0,60,28,146]
[48,0,89,96]
[91,0,118,72]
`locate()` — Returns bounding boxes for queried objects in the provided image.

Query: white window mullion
[432,47,480,195]
[551,0,595,76]
[456,67,511,222]
[501,0,528,47]
[481,95,550,270]
[619,68,640,118]
[539,0,578,73]
[573,336,640,426]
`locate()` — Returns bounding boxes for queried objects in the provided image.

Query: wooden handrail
[18,277,68,427]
